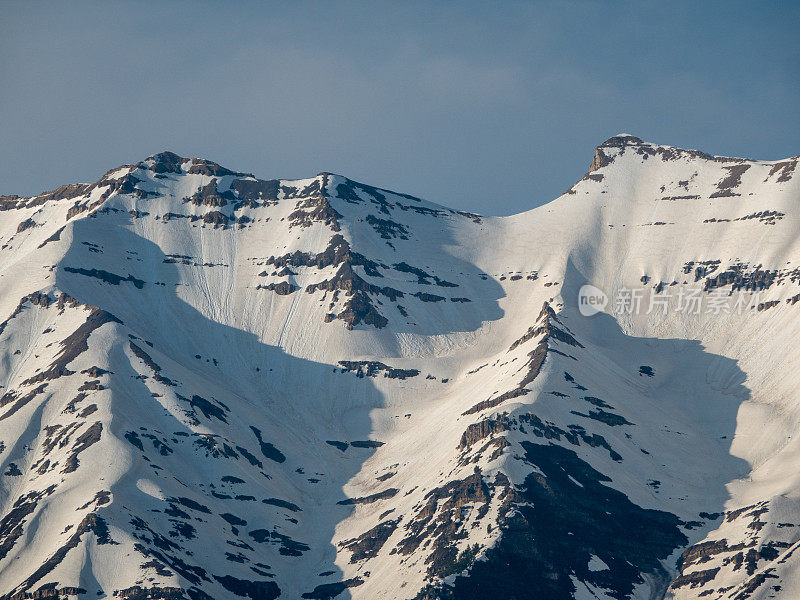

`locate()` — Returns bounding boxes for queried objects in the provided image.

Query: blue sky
[1,1,797,215]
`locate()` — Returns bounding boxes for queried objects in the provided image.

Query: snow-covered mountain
[0,135,798,600]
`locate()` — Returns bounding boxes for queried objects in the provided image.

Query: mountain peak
[589,134,651,172]
[140,151,253,178]
[587,133,756,174]
[601,133,645,147]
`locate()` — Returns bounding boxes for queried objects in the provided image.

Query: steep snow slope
[0,137,798,600]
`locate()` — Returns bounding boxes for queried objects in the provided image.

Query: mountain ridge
[0,137,798,600]
[6,134,797,218]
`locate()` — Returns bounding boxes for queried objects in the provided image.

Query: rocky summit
[0,136,798,600]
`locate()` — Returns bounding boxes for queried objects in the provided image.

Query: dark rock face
[62,421,103,473]
[257,281,298,295]
[0,493,39,563]
[337,488,398,506]
[185,180,237,207]
[189,395,228,423]
[308,261,390,300]
[337,361,419,379]
[424,442,687,600]
[64,267,145,289]
[37,226,66,248]
[147,151,184,174]
[734,209,784,224]
[414,292,446,303]
[394,471,491,577]
[111,586,186,599]
[202,211,228,228]
[335,289,389,330]
[589,135,645,172]
[702,263,780,293]
[462,388,529,416]
[130,342,175,386]
[394,262,454,287]
[366,214,409,240]
[247,528,309,557]
[212,575,280,600]
[267,234,400,333]
[186,158,246,178]
[342,519,400,563]
[349,440,385,448]
[249,426,286,463]
[765,159,797,183]
[301,578,364,600]
[710,164,751,198]
[230,178,280,202]
[0,194,23,211]
[15,218,36,233]
[458,415,512,450]
[665,502,776,597]
[261,498,301,512]
[288,195,342,232]
[260,220,472,329]
[268,234,365,271]
[569,407,633,427]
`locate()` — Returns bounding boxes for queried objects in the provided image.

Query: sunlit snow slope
[0,136,798,600]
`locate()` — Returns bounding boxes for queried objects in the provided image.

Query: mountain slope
[0,137,798,599]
